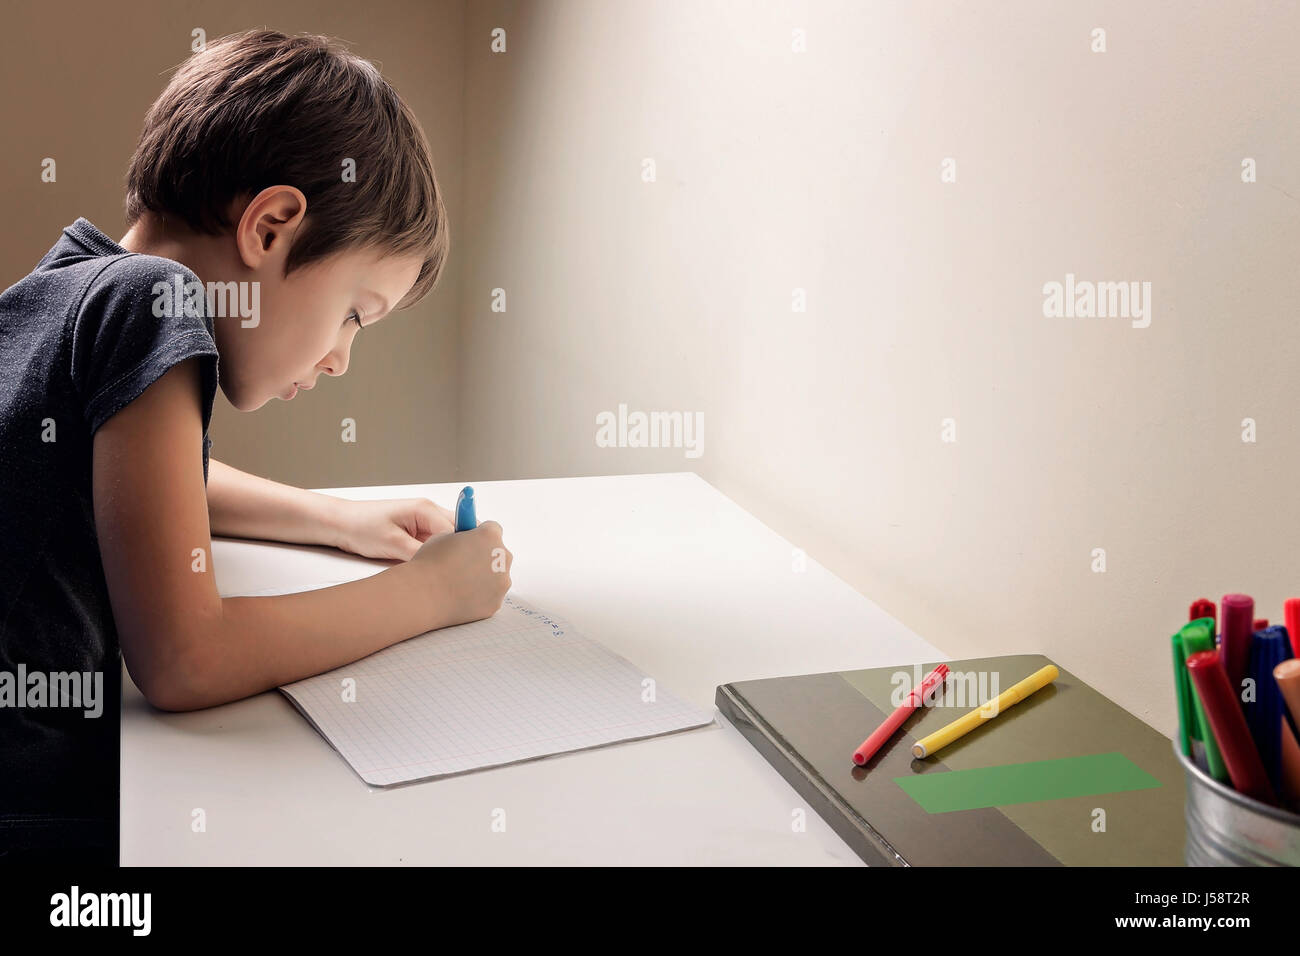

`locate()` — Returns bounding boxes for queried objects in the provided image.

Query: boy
[0,30,512,863]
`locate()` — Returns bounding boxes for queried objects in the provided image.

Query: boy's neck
[118,214,236,287]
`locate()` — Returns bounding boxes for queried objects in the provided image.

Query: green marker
[1179,618,1229,782]
[1172,631,1194,757]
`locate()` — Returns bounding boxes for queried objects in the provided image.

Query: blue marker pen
[454,486,477,532]
[1247,625,1292,794]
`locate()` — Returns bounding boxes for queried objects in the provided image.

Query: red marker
[852,664,949,766]
[1253,619,1269,631]
[1220,594,1254,700]
[1285,599,1300,658]
[1185,650,1277,805]
[1189,598,1216,626]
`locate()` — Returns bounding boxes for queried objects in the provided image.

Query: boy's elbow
[133,663,203,712]
[124,626,214,712]
[140,679,199,712]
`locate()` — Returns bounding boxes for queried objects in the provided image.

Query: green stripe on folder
[894,752,1162,814]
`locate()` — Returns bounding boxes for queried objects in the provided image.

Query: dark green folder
[716,654,1185,866]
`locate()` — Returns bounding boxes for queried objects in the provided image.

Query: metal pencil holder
[1175,741,1300,866]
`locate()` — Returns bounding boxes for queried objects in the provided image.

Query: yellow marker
[911,664,1059,758]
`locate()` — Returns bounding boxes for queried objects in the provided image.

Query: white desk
[121,472,944,864]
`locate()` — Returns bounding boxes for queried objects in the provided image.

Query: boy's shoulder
[85,249,201,292]
[7,218,203,329]
[76,251,207,327]
[0,218,220,445]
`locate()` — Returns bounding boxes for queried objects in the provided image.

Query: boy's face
[215,246,423,410]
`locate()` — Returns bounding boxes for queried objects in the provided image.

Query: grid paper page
[269,593,714,786]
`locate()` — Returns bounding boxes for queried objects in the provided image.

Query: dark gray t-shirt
[0,218,219,856]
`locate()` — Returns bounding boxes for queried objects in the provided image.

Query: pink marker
[1221,594,1255,702]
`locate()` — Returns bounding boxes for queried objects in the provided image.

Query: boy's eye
[346,311,363,329]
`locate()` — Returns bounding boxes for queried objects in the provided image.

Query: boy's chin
[219,381,271,412]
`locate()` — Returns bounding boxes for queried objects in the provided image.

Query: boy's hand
[331,497,456,560]
[411,521,512,629]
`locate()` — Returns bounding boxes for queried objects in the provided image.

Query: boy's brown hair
[125,29,448,309]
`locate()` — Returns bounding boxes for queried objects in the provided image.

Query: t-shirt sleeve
[68,254,220,441]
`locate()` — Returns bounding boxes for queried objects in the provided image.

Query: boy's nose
[320,350,349,377]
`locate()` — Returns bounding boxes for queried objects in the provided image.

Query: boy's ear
[234,186,307,269]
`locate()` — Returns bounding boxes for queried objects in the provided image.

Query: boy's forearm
[206,458,341,548]
[166,560,440,710]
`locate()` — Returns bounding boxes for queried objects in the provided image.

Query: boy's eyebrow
[364,291,390,318]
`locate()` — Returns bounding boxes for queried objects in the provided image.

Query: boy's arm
[92,359,509,711]
[205,459,456,560]
[205,458,343,548]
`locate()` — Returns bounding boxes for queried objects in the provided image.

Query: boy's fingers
[397,529,423,560]
[412,498,453,536]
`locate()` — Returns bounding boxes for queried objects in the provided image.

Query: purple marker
[1221,593,1254,703]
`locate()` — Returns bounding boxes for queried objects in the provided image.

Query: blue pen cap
[454,485,477,532]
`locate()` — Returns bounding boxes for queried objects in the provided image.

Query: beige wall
[0,0,465,488]
[458,0,1300,736]
[6,2,1297,734]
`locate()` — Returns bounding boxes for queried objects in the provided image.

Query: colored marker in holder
[1185,649,1277,805]
[1180,619,1229,782]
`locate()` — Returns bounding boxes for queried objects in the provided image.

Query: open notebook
[233,581,714,786]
